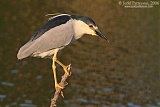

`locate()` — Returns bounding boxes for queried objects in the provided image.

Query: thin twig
[50,64,72,107]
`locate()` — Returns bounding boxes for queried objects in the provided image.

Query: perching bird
[17,13,109,90]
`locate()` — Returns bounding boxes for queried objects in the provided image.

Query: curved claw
[63,65,72,76]
[61,91,64,98]
[55,83,64,90]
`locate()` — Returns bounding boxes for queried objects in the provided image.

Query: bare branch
[50,64,72,107]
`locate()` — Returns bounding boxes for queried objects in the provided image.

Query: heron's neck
[72,20,89,40]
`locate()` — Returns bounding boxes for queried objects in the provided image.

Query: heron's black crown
[71,15,96,27]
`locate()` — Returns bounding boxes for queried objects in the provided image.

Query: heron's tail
[17,42,34,60]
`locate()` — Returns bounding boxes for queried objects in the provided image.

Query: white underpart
[32,47,63,58]
[32,49,55,58]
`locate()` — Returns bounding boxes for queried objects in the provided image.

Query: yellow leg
[53,52,70,75]
[52,56,64,90]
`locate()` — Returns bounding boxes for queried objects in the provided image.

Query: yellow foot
[55,83,64,90]
[55,83,65,98]
[63,66,72,76]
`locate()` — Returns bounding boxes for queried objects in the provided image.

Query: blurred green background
[0,0,159,107]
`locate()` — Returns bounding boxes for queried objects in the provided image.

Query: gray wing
[30,14,71,41]
[17,14,74,59]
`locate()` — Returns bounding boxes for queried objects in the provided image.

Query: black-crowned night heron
[17,13,109,90]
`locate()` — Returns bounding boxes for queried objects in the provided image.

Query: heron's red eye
[88,24,93,27]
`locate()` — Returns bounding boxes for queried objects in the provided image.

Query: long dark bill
[95,29,109,42]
